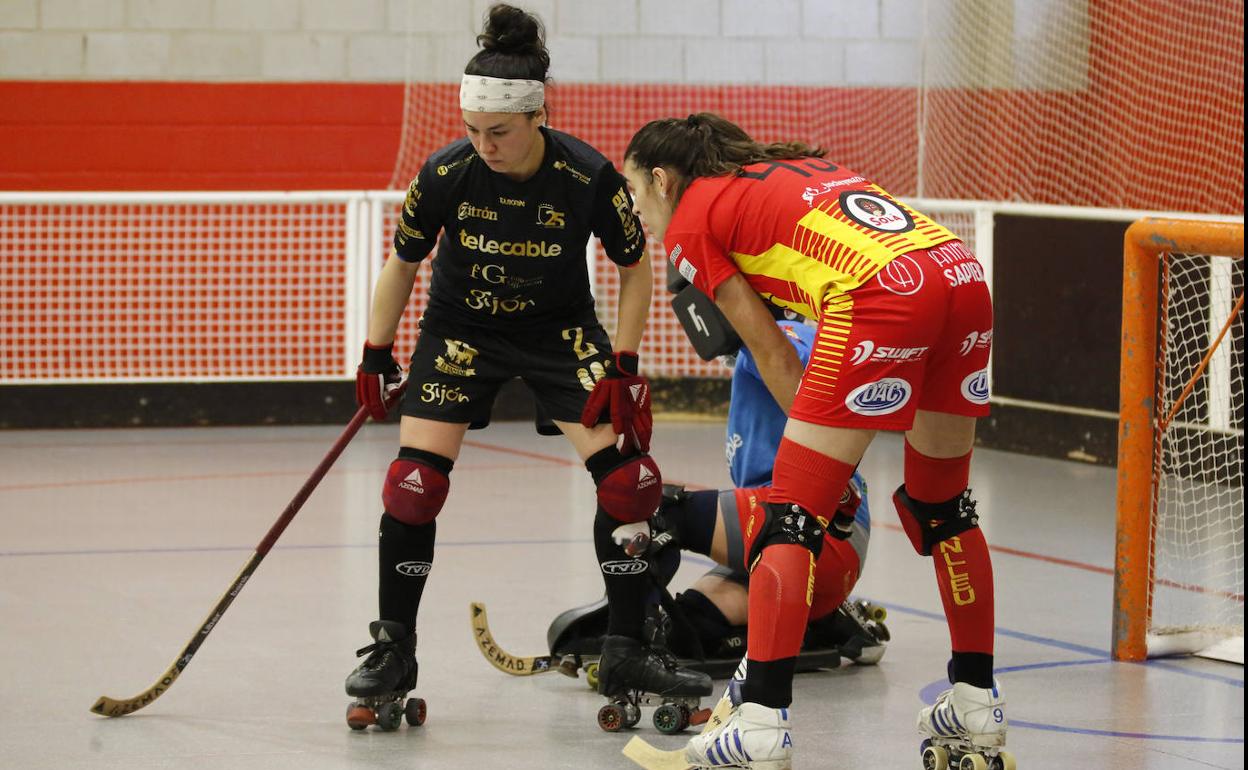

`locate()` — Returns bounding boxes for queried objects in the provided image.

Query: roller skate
[918,681,1015,770]
[344,620,427,732]
[684,701,793,770]
[596,634,714,734]
[804,598,890,665]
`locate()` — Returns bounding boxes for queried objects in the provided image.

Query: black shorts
[400,321,615,426]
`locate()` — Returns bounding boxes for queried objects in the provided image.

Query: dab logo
[536,203,566,229]
[435,339,479,377]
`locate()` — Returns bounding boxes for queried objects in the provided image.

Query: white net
[1149,252,1245,659]
[1,197,353,382]
[390,3,1244,212]
[384,1,1242,379]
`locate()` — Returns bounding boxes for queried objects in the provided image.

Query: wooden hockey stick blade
[469,602,572,677]
[91,402,378,717]
[91,555,259,717]
[622,736,693,770]
[622,696,733,769]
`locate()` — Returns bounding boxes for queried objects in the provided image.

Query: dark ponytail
[465,3,550,82]
[625,113,825,201]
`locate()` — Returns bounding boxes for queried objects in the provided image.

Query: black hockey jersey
[393,127,646,332]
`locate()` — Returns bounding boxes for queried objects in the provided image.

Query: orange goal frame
[1112,217,1244,661]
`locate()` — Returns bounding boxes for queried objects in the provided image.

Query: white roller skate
[684,701,793,770]
[917,681,1015,770]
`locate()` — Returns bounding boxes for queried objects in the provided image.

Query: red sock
[933,528,995,654]
[904,441,995,655]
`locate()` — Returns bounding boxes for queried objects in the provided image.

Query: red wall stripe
[0,81,403,190]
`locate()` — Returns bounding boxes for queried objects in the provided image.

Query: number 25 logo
[538,204,565,229]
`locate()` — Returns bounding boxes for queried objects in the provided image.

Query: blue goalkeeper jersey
[726,320,870,529]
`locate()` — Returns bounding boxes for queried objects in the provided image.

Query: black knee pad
[893,485,981,556]
[746,500,826,572]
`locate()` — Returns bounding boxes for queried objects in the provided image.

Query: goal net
[1114,219,1244,663]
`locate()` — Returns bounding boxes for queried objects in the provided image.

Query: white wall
[1,0,926,84]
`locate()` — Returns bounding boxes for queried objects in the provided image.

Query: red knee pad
[382,458,450,526]
[597,453,662,523]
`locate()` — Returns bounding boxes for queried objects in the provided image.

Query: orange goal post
[1113,217,1244,663]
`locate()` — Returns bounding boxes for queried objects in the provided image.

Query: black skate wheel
[958,754,988,770]
[404,697,427,727]
[346,702,373,731]
[597,703,625,732]
[622,702,641,729]
[653,704,684,735]
[874,621,892,643]
[376,702,403,731]
[921,742,949,770]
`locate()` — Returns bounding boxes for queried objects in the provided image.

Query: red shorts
[733,488,861,620]
[790,240,993,431]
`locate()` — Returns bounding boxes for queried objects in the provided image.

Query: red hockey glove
[355,342,404,421]
[580,351,653,453]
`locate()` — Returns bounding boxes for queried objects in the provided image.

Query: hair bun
[479,3,543,54]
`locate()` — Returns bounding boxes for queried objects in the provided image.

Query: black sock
[378,513,436,631]
[741,657,796,708]
[593,506,648,638]
[950,651,995,689]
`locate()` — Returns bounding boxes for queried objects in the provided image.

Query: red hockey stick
[91,398,390,717]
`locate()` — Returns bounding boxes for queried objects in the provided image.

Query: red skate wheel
[597,703,624,732]
[346,703,374,731]
[405,697,427,727]
[688,707,711,726]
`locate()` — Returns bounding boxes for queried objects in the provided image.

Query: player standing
[343,5,710,730]
[622,113,1009,769]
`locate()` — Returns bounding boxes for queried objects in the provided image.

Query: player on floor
[343,4,710,729]
[622,114,1009,769]
[549,317,887,670]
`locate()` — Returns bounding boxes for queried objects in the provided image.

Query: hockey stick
[470,602,581,677]
[91,397,391,717]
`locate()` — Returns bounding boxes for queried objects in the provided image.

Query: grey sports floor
[1,419,1242,769]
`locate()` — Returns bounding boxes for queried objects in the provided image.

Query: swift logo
[601,560,648,575]
[959,330,993,356]
[850,340,928,366]
[395,561,432,577]
[845,378,912,416]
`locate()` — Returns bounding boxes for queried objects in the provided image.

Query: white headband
[459,74,545,113]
